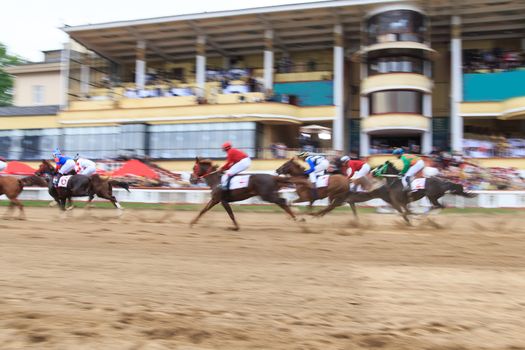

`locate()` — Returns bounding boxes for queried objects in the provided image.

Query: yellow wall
[460,96,525,119]
[0,115,59,130]
[463,38,522,51]
[13,71,62,106]
[361,114,430,132]
[361,73,432,95]
[60,103,335,126]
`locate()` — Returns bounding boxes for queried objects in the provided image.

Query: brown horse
[0,175,48,219]
[36,160,130,211]
[275,158,350,211]
[189,157,296,230]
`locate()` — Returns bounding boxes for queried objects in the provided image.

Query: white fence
[3,187,525,208]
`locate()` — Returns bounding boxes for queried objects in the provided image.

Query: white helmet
[340,155,350,162]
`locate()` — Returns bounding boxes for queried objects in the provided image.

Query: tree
[0,43,26,106]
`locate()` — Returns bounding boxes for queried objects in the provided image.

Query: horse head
[35,159,56,176]
[190,157,218,184]
[275,158,304,176]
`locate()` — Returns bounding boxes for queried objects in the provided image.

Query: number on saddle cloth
[227,175,251,190]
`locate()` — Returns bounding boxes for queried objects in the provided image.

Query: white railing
[2,187,525,208]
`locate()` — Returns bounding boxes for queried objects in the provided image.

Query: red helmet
[222,141,232,150]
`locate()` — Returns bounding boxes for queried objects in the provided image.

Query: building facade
[1,0,524,164]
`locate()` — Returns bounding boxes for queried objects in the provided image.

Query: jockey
[219,141,252,189]
[0,156,7,172]
[52,148,76,185]
[74,154,97,176]
[340,155,371,191]
[298,151,329,184]
[393,148,425,191]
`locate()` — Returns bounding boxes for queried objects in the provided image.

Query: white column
[80,53,90,98]
[263,29,274,95]
[135,40,146,90]
[59,40,70,108]
[333,24,345,151]
[196,35,206,98]
[422,93,432,154]
[359,96,369,156]
[450,16,463,153]
[359,62,369,156]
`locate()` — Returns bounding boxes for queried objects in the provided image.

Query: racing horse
[36,160,130,211]
[275,158,350,211]
[311,161,475,223]
[0,175,48,220]
[189,157,296,230]
[372,160,475,222]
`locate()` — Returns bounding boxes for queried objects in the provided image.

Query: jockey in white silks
[74,154,97,176]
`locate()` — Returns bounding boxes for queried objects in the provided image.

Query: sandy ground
[1,207,525,350]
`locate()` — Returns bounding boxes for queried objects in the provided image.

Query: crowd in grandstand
[463,48,524,73]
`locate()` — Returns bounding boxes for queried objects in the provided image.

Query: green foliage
[0,43,26,106]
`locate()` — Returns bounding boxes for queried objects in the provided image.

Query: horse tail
[449,182,476,198]
[109,180,131,192]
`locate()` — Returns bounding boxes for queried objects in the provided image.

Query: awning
[0,161,36,176]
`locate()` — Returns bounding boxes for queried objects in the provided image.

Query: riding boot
[223,175,233,200]
[53,174,62,187]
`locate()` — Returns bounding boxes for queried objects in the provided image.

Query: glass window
[369,90,422,114]
[147,122,257,159]
[32,85,44,105]
[368,56,425,75]
[367,10,426,45]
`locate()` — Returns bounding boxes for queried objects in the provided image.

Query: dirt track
[1,207,525,349]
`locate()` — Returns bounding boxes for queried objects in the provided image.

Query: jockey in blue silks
[52,148,76,185]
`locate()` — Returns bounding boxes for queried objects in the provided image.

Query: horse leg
[3,201,15,219]
[190,197,220,227]
[311,194,345,217]
[390,195,411,225]
[10,198,25,220]
[221,200,239,231]
[261,193,297,221]
[429,196,445,210]
[85,195,95,209]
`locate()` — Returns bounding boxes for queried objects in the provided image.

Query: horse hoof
[49,201,57,207]
[228,227,240,231]
[299,218,306,223]
[66,206,74,211]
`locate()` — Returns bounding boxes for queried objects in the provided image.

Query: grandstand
[1,0,525,170]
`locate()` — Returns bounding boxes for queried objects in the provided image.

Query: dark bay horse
[36,160,130,211]
[0,175,47,219]
[373,160,476,222]
[189,157,296,230]
[275,158,350,210]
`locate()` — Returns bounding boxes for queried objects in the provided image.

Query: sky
[0,0,322,62]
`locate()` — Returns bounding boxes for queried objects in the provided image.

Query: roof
[4,62,62,74]
[0,161,35,175]
[112,160,160,179]
[62,0,525,65]
[0,105,60,117]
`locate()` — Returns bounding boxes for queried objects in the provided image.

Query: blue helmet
[52,148,62,158]
[392,148,404,155]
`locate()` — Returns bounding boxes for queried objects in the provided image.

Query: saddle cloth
[229,175,251,190]
[411,178,426,191]
[315,174,330,188]
[57,175,73,188]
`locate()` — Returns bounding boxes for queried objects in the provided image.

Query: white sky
[0,0,321,62]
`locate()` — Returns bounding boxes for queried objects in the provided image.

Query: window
[32,85,44,105]
[368,56,425,75]
[367,10,426,45]
[149,122,257,159]
[369,90,423,114]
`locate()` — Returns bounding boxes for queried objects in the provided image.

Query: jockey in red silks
[219,141,252,189]
[340,155,372,191]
